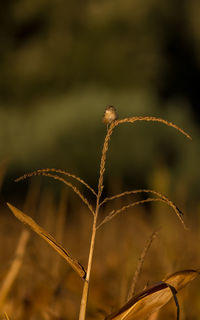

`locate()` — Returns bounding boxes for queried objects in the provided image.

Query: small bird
[103,105,118,129]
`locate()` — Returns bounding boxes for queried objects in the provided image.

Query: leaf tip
[6,202,13,210]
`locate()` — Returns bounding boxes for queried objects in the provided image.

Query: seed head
[103,106,118,127]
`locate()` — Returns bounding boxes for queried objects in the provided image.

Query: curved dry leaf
[164,269,198,291]
[105,270,198,320]
[7,203,86,280]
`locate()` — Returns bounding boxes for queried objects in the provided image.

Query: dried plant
[127,230,159,301]
[7,108,196,320]
[105,270,198,320]
[0,229,30,310]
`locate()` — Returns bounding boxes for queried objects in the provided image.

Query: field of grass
[0,113,200,320]
[1,1,200,317]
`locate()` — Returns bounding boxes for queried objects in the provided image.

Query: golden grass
[105,270,198,320]
[98,190,187,229]
[3,312,10,320]
[1,194,200,319]
[5,110,197,320]
[15,168,97,197]
[15,171,95,216]
[6,203,86,280]
[98,116,191,201]
[0,229,30,311]
[127,230,159,300]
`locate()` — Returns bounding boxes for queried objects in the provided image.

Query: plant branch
[127,230,158,300]
[97,116,191,202]
[15,168,97,196]
[100,189,183,215]
[97,198,187,229]
[16,171,95,216]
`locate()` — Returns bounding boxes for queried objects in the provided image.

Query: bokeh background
[1,0,200,193]
[0,1,200,319]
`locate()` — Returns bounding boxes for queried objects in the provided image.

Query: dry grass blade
[97,198,186,229]
[98,116,191,200]
[3,312,10,320]
[15,171,95,216]
[105,269,198,320]
[0,229,30,311]
[7,203,86,280]
[127,231,158,300]
[5,313,9,320]
[15,168,97,196]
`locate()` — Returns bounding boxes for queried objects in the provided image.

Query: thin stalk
[79,124,109,320]
[78,210,98,320]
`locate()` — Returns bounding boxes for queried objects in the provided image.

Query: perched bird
[103,105,118,129]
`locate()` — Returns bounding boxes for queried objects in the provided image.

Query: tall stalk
[78,121,110,320]
[78,185,105,319]
[78,115,191,320]
[78,211,98,320]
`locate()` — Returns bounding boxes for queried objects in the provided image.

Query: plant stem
[78,213,98,320]
[79,128,108,320]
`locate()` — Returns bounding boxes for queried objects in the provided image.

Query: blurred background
[0,0,200,196]
[0,1,200,319]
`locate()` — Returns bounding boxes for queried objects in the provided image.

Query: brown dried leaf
[7,203,86,280]
[105,270,198,320]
